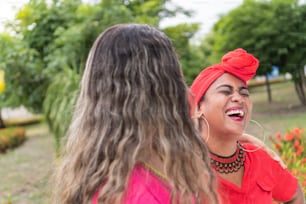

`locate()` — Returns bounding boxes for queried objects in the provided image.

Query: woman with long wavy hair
[53,23,219,204]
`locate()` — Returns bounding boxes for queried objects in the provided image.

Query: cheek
[245,99,253,120]
[200,95,226,117]
[202,102,223,121]
[247,100,253,112]
[201,100,217,114]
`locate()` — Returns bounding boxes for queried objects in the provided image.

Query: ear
[194,102,205,118]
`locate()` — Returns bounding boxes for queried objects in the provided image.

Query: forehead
[208,73,245,90]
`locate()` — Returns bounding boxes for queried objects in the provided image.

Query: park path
[0,123,54,204]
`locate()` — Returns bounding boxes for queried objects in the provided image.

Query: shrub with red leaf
[270,127,306,201]
[0,127,26,153]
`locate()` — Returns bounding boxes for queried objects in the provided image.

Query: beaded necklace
[209,143,246,174]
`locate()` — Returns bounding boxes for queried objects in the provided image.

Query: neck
[202,125,242,155]
[205,132,238,156]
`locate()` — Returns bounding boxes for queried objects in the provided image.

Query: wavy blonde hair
[53,23,218,204]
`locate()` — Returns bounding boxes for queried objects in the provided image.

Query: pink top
[217,143,298,204]
[92,164,172,204]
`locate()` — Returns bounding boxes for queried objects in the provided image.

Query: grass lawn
[0,80,305,203]
[249,81,306,140]
[0,123,54,204]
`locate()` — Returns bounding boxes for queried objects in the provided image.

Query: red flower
[303,180,306,187]
[275,143,282,151]
[275,132,282,141]
[285,133,294,141]
[293,127,304,135]
[294,140,300,150]
[296,146,304,156]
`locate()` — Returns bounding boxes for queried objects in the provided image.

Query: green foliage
[0,127,26,153]
[45,1,134,76]
[163,23,206,85]
[43,67,80,154]
[0,0,80,112]
[212,0,305,75]
[0,34,44,112]
[120,0,192,26]
[1,0,202,152]
[213,0,275,74]
[198,31,216,64]
[211,0,306,105]
[1,0,194,111]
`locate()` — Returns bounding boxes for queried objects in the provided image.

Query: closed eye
[220,90,232,95]
[240,92,249,97]
[239,88,250,97]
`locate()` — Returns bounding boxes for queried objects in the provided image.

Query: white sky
[0,0,243,38]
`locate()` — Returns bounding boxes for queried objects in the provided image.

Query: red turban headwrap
[190,48,259,106]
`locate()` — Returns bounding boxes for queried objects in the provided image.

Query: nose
[231,91,243,103]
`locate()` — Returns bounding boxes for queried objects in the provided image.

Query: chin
[227,128,244,137]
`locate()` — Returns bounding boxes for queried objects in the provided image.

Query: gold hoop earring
[200,115,210,143]
[241,119,266,152]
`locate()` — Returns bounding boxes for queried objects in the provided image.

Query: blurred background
[0,0,305,203]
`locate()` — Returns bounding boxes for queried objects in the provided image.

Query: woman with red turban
[190,48,305,204]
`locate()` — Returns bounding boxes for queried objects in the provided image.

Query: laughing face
[198,73,252,139]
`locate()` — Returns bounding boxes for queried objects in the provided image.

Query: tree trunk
[303,65,306,87]
[0,109,5,129]
[265,74,272,103]
[294,76,306,106]
[293,68,306,106]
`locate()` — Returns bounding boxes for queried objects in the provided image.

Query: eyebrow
[216,84,233,90]
[216,84,249,90]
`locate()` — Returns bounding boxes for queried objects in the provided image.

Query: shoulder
[123,164,171,204]
[241,143,298,201]
[242,142,288,171]
[241,142,283,178]
[92,164,171,204]
[240,142,272,160]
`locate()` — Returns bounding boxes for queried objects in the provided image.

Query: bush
[0,127,26,153]
[43,67,80,155]
[270,127,306,199]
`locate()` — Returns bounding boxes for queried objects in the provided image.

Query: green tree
[163,23,204,85]
[1,0,202,151]
[12,0,194,152]
[0,33,43,112]
[43,66,80,155]
[277,4,306,105]
[4,0,192,115]
[1,0,83,114]
[0,34,12,128]
[211,0,306,105]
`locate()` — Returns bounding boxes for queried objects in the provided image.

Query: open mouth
[226,109,245,119]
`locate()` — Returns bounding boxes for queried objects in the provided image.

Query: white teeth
[226,110,244,117]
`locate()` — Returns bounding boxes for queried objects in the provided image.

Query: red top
[217,143,298,204]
